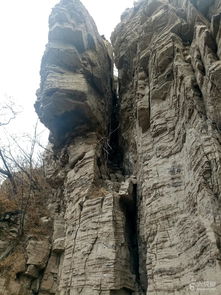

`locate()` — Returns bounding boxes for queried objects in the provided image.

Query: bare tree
[0,114,49,236]
[0,149,17,194]
[0,98,20,192]
[0,97,19,127]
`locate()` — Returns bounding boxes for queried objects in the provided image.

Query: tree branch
[0,150,17,194]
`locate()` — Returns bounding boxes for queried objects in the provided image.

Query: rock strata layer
[35,0,138,294]
[1,0,221,294]
[111,0,221,294]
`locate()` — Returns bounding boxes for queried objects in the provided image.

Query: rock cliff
[111,0,221,293]
[1,0,221,294]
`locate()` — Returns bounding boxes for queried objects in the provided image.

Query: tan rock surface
[112,0,221,294]
[35,0,137,294]
[35,0,113,146]
[26,239,51,269]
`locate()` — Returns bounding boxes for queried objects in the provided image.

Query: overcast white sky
[0,0,134,145]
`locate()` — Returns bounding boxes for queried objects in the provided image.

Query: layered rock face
[2,0,221,294]
[112,0,221,294]
[35,0,138,294]
[35,0,113,145]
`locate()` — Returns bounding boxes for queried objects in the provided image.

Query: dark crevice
[97,66,146,292]
[171,23,193,45]
[107,78,124,172]
[120,184,146,294]
[110,287,133,295]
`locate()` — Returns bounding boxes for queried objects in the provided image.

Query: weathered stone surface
[35,0,113,146]
[53,237,65,253]
[38,253,59,294]
[41,135,138,294]
[25,265,39,278]
[35,0,137,294]
[112,0,221,294]
[26,239,51,269]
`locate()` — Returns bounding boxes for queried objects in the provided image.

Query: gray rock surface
[112,0,221,294]
[35,0,136,294]
[35,0,113,146]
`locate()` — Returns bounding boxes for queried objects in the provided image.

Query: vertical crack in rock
[108,79,124,173]
[34,0,140,294]
[119,183,146,294]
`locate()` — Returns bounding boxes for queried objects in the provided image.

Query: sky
[0,0,134,147]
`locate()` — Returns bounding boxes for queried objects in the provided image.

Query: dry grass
[0,193,17,215]
[0,167,52,236]
[0,167,53,279]
[89,186,110,199]
[0,245,26,278]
